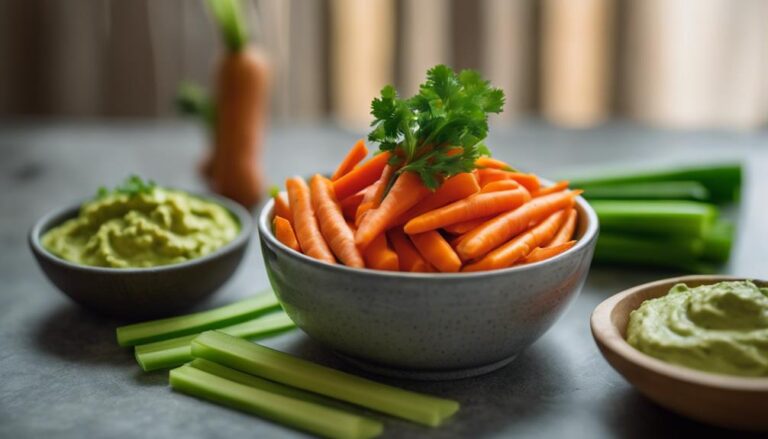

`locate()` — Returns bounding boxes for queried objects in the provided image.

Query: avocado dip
[627,281,768,377]
[42,185,239,268]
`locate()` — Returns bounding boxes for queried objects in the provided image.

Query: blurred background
[2,0,767,130]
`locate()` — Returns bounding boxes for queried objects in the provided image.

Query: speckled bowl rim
[591,275,768,391]
[258,182,599,279]
[29,191,253,274]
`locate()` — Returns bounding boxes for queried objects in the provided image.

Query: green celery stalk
[581,181,710,201]
[594,233,715,273]
[170,364,383,439]
[190,331,460,427]
[591,200,718,238]
[135,311,295,371]
[564,162,742,203]
[700,220,734,263]
[116,291,280,347]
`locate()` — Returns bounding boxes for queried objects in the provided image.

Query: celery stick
[170,364,383,439]
[701,220,734,263]
[591,200,718,238]
[565,162,742,203]
[116,291,280,346]
[594,233,715,273]
[191,331,460,427]
[581,181,710,201]
[135,312,295,371]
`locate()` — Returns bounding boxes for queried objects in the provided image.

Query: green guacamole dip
[627,281,768,377]
[43,188,239,268]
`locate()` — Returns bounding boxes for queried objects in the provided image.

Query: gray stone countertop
[1,120,766,438]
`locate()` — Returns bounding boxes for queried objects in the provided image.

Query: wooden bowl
[591,275,768,431]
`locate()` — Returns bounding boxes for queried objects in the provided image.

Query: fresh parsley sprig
[368,64,504,189]
[96,175,157,198]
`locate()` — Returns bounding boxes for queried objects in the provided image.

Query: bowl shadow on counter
[603,386,766,439]
[33,303,133,366]
[282,334,570,438]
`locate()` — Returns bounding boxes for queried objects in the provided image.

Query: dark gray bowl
[259,189,599,380]
[29,193,252,320]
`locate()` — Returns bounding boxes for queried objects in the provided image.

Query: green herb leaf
[96,175,157,199]
[368,65,504,189]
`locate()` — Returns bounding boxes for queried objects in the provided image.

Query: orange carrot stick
[286,176,336,264]
[475,168,509,187]
[333,152,391,200]
[331,139,368,181]
[339,190,366,221]
[310,174,364,268]
[456,190,579,261]
[273,216,300,252]
[463,210,568,272]
[410,230,462,273]
[362,233,399,271]
[480,179,519,193]
[388,228,432,272]
[533,180,569,198]
[404,187,531,234]
[355,171,431,250]
[355,164,394,226]
[475,156,514,171]
[519,240,576,265]
[546,207,578,247]
[442,216,495,235]
[273,191,292,223]
[393,173,480,227]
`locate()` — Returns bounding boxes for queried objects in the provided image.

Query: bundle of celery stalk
[566,163,741,273]
[117,291,459,438]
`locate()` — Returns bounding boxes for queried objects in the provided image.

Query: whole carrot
[388,228,432,272]
[480,180,519,193]
[355,171,431,250]
[310,174,364,268]
[339,190,366,222]
[457,190,579,261]
[333,152,391,200]
[286,177,335,264]
[410,230,462,273]
[331,139,368,181]
[442,216,495,235]
[207,0,270,208]
[273,216,300,252]
[519,240,576,265]
[546,208,578,247]
[272,190,292,223]
[533,180,569,198]
[363,233,399,271]
[475,157,515,171]
[355,165,395,226]
[404,187,531,234]
[393,173,480,227]
[463,210,568,272]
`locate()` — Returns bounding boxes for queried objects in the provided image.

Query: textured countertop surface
[1,120,766,438]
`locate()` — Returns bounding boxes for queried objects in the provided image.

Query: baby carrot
[363,233,399,271]
[273,191,292,223]
[310,174,364,268]
[355,172,431,250]
[273,216,300,252]
[463,210,568,272]
[410,230,462,273]
[404,188,531,235]
[475,168,509,187]
[388,228,432,272]
[331,139,369,181]
[546,208,578,247]
[475,157,515,171]
[339,190,366,222]
[393,173,480,227]
[533,180,569,198]
[355,165,395,226]
[506,173,540,193]
[286,177,335,264]
[519,240,576,265]
[456,190,579,261]
[442,216,494,235]
[480,180,519,193]
[333,152,391,200]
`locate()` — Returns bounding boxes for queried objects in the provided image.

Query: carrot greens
[368,65,504,189]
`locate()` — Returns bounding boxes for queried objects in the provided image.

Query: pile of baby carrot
[271,140,580,273]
